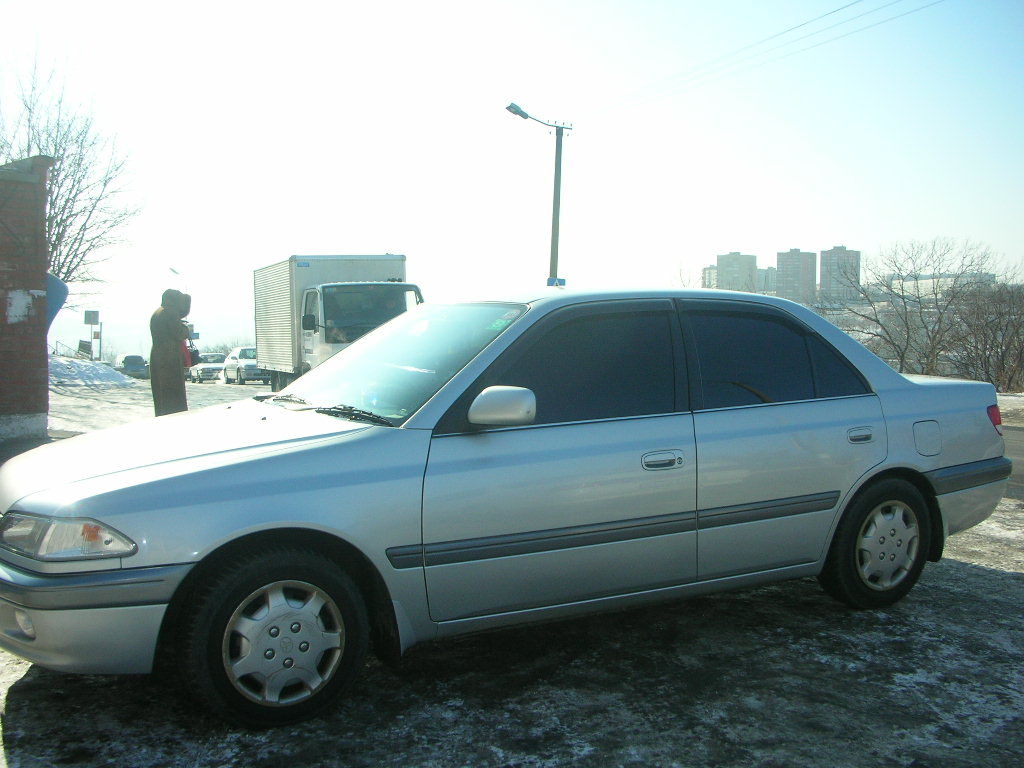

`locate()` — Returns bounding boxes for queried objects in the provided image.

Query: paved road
[1003,426,1023,500]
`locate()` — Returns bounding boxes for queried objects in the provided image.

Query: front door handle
[642,450,685,471]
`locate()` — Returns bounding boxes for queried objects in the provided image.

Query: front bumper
[0,561,192,674]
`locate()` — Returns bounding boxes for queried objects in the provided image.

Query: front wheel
[181,547,369,726]
[818,479,931,609]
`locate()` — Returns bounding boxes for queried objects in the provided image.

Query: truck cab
[300,281,423,371]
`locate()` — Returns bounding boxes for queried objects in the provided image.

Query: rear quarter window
[684,306,870,408]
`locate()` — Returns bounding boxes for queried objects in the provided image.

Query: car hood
[0,398,371,513]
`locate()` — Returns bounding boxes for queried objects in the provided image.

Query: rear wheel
[181,547,369,726]
[819,479,930,608]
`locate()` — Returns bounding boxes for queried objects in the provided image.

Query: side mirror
[301,313,317,331]
[468,386,536,427]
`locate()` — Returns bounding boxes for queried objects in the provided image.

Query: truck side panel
[254,260,296,373]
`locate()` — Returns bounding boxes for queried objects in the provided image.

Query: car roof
[441,287,809,314]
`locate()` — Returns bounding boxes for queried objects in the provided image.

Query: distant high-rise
[716,252,758,292]
[820,245,861,300]
[776,249,816,305]
[757,266,777,295]
[701,265,718,289]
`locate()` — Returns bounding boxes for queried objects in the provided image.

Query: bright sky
[2,0,1022,357]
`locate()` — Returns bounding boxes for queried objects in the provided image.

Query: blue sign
[546,278,566,287]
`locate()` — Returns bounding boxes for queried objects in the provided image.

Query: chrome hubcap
[222,580,344,706]
[856,501,919,591]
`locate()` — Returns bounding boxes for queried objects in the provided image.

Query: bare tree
[821,239,997,375]
[946,281,1024,392]
[0,71,138,284]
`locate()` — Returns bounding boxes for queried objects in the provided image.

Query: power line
[672,0,949,95]
[668,1,869,84]
[665,0,910,93]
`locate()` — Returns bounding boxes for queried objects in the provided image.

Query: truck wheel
[182,547,369,726]
[818,479,930,609]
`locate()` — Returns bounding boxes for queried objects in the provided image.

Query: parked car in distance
[189,353,227,383]
[115,354,149,379]
[0,290,1010,726]
[222,346,270,385]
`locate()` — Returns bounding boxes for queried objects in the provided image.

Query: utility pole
[506,103,573,287]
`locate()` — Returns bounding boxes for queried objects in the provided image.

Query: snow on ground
[48,356,268,433]
[49,355,135,387]
[997,392,1024,430]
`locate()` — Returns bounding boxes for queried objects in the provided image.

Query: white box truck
[254,254,423,390]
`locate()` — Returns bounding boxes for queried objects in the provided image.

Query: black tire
[818,479,931,609]
[181,547,369,726]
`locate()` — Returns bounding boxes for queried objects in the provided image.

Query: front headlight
[0,512,137,561]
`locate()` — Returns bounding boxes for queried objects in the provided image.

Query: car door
[678,300,887,580]
[301,289,320,368]
[224,351,238,380]
[421,299,697,622]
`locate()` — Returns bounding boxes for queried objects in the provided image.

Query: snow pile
[49,356,135,387]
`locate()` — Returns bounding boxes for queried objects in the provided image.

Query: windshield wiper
[311,404,395,427]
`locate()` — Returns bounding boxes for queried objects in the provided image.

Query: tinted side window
[689,311,814,407]
[493,312,676,425]
[807,334,870,397]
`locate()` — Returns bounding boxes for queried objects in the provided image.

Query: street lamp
[506,103,573,287]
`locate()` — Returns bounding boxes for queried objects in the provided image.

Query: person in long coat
[150,289,192,416]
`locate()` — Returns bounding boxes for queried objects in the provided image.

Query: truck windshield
[280,302,526,424]
[322,284,419,344]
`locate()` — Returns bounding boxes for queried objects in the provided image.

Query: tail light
[987,405,1003,436]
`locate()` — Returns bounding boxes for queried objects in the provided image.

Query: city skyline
[703,245,861,304]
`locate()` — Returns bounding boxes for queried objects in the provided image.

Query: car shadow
[2,558,1022,768]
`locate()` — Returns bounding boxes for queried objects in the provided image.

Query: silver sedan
[0,289,1010,725]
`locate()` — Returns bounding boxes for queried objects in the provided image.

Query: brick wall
[0,156,54,440]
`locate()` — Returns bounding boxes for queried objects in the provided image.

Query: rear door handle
[642,450,685,471]
[847,427,873,444]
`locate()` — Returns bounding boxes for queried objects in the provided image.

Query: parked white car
[222,346,270,385]
[0,290,1010,726]
[188,353,226,383]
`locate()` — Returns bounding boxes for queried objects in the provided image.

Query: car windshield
[280,302,526,424]
[239,348,256,360]
[201,354,225,363]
